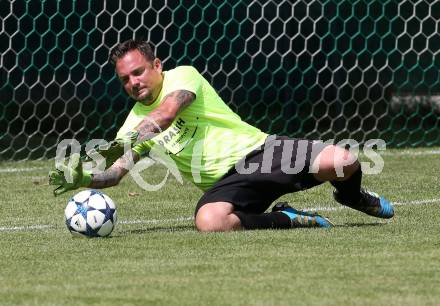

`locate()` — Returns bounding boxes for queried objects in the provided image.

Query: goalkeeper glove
[82,131,139,169]
[48,154,92,196]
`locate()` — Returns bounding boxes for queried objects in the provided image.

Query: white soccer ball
[64,189,118,238]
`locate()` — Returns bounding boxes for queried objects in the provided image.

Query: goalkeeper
[49,39,394,231]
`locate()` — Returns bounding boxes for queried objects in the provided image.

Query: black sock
[331,165,362,203]
[233,211,292,230]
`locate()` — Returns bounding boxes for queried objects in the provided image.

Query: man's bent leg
[312,145,394,218]
[195,202,332,232]
[312,145,362,202]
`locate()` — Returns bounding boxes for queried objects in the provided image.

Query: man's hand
[49,154,92,196]
[82,131,139,169]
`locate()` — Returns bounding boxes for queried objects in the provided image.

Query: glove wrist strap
[81,171,92,187]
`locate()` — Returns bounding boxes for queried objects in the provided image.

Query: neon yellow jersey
[117,66,268,191]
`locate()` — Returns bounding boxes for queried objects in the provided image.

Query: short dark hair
[109,39,155,66]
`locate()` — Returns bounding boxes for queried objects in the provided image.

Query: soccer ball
[64,189,118,238]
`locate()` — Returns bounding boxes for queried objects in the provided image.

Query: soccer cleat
[272,202,333,228]
[333,188,394,219]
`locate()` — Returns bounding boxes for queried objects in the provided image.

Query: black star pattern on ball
[98,201,116,224]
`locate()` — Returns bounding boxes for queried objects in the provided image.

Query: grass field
[0,148,439,306]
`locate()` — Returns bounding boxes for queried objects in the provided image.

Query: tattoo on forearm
[135,90,195,143]
[90,150,138,188]
[90,168,122,189]
[117,149,137,170]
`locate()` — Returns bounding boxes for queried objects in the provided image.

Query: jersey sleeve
[116,109,136,139]
[161,66,203,97]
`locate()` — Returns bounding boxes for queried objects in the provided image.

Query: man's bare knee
[195,202,241,232]
[195,208,218,232]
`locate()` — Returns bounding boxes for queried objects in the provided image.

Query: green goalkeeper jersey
[117,65,268,191]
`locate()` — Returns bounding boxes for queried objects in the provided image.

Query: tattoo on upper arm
[135,90,195,143]
[175,90,195,108]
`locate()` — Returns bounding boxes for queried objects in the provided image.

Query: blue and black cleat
[333,188,394,219]
[272,202,334,228]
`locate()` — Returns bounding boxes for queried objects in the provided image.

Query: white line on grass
[0,224,54,231]
[0,198,439,233]
[0,217,195,233]
[394,198,440,206]
[380,150,440,156]
[119,216,194,225]
[304,198,440,212]
[0,167,47,173]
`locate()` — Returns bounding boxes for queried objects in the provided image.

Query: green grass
[0,148,439,306]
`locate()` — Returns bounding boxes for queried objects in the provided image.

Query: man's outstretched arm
[83,89,195,168]
[49,149,140,195]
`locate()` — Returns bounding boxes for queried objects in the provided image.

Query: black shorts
[195,135,329,215]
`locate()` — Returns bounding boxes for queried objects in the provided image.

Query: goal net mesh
[1,0,439,159]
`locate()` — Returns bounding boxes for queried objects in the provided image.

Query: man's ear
[153,58,162,71]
